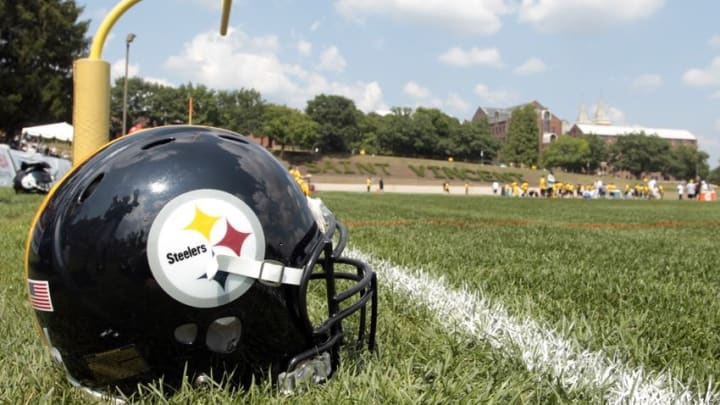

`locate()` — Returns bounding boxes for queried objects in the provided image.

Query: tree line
[111,79,501,163]
[111,79,710,181]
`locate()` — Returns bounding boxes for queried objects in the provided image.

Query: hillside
[280,153,685,193]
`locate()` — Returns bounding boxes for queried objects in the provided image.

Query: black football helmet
[25,126,377,397]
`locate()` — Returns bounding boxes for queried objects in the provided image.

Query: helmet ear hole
[174,323,199,345]
[206,316,242,353]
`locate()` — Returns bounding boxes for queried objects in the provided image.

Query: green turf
[2,188,718,403]
[321,192,720,397]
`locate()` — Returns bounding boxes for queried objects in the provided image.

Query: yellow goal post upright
[71,0,233,165]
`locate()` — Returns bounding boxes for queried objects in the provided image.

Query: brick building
[472,99,698,161]
[471,100,565,157]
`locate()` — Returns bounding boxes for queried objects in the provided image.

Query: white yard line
[348,248,717,405]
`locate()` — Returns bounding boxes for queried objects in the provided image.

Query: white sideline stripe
[347,248,717,405]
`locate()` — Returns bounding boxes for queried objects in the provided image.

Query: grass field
[2,188,720,404]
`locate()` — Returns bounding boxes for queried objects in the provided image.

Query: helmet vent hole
[141,137,175,150]
[219,135,248,144]
[78,173,104,203]
[206,316,242,353]
[174,323,198,345]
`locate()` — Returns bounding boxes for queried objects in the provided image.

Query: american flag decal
[28,279,53,312]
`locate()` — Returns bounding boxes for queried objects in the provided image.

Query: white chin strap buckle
[215,255,304,286]
[278,352,332,394]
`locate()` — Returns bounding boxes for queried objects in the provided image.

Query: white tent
[22,122,74,142]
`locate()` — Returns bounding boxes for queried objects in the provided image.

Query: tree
[181,84,217,127]
[0,1,90,138]
[582,134,608,172]
[707,164,720,185]
[305,94,360,153]
[110,79,265,137]
[111,77,184,136]
[608,132,671,178]
[214,88,265,135]
[501,104,539,166]
[262,104,317,154]
[356,112,387,155]
[377,108,414,156]
[542,136,590,172]
[448,118,498,162]
[666,145,708,181]
[412,108,452,158]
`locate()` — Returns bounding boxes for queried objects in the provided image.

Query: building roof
[573,124,697,141]
[477,100,548,123]
[478,106,514,123]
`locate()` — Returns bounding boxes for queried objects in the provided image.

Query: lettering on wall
[303,160,524,182]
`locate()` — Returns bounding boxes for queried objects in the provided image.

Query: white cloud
[589,103,626,125]
[361,82,386,112]
[631,73,663,91]
[111,59,140,82]
[403,81,431,99]
[438,47,502,68]
[316,79,387,112]
[110,59,175,88]
[709,35,720,48]
[164,28,386,113]
[165,29,296,96]
[143,76,175,87]
[518,0,666,33]
[683,57,720,87]
[514,57,547,76]
[607,106,626,125]
[473,84,514,105]
[317,46,347,72]
[335,0,511,36]
[399,85,471,116]
[426,98,444,109]
[446,93,471,113]
[297,40,312,56]
[310,20,322,32]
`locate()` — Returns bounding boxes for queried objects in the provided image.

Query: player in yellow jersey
[289,166,310,196]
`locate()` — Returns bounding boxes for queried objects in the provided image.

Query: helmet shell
[26,126,322,392]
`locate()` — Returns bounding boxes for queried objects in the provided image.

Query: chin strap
[215,255,304,286]
[214,197,332,286]
[277,352,332,394]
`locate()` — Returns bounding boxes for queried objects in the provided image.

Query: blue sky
[82,1,720,166]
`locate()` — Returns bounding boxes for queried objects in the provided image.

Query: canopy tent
[22,122,74,142]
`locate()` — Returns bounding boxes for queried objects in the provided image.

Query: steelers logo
[147,189,265,308]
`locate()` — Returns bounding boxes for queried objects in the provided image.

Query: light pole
[121,33,136,135]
